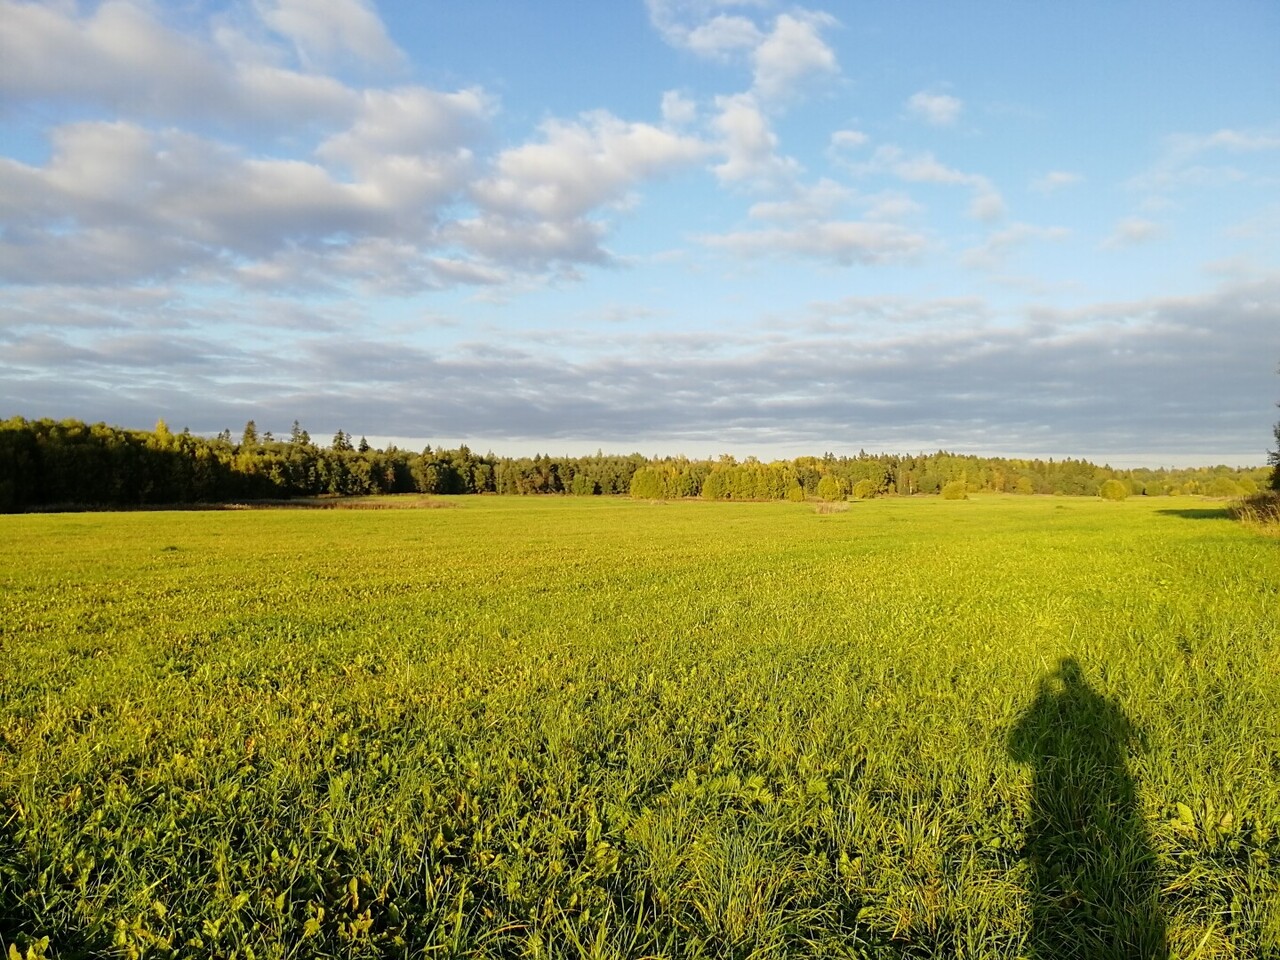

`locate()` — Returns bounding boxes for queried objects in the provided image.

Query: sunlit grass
[1,496,1277,958]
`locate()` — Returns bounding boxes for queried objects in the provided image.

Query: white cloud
[707,119,935,265]
[232,65,361,125]
[317,86,491,216]
[255,0,403,69]
[961,223,1070,270]
[751,12,839,103]
[0,121,392,283]
[444,216,611,272]
[807,294,991,328]
[701,220,927,265]
[320,87,492,164]
[645,2,839,103]
[474,111,708,222]
[0,0,374,129]
[1102,217,1162,248]
[0,100,708,290]
[710,93,801,187]
[968,185,1007,222]
[646,0,770,53]
[0,0,233,116]
[878,147,968,185]
[746,178,853,221]
[1030,170,1082,193]
[661,90,699,126]
[1171,129,1280,154]
[0,0,723,295]
[1129,126,1280,194]
[830,129,869,150]
[906,91,962,127]
[858,145,1006,222]
[685,14,763,58]
[861,191,923,221]
[235,238,512,295]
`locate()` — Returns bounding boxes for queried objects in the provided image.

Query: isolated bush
[941,480,968,500]
[1099,479,1129,501]
[853,478,878,500]
[1207,476,1244,499]
[786,483,806,502]
[816,475,845,502]
[629,468,662,500]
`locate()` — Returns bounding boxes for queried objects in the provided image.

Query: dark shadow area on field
[17,496,456,513]
[1008,658,1167,959]
[1155,507,1231,521]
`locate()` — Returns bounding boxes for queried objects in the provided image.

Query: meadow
[1,495,1277,958]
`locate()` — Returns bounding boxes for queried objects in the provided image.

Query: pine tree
[1269,413,1279,491]
[1270,366,1280,491]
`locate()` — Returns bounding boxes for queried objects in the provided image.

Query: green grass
[1,496,1277,958]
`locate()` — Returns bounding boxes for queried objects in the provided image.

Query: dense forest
[0,416,1273,513]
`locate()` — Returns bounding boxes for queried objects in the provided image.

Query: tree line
[0,415,1272,513]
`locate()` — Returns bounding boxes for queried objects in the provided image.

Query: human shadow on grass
[1008,658,1167,959]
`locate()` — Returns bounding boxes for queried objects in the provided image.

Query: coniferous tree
[1269,411,1280,491]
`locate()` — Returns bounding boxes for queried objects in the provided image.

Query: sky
[1,0,1278,466]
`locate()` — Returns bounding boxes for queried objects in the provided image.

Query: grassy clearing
[1,496,1277,958]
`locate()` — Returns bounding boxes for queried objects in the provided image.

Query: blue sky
[1,0,1278,465]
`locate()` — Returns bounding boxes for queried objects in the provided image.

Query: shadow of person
[1008,657,1167,959]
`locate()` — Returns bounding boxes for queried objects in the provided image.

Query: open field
[1,496,1278,958]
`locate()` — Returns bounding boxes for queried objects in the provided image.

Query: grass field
[1,496,1277,958]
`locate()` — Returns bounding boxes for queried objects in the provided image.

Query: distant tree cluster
[629,450,1266,502]
[0,417,643,512]
[0,415,1269,513]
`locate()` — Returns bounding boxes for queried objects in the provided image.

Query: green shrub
[786,483,806,502]
[701,471,727,500]
[816,475,845,502]
[941,480,968,500]
[853,478,878,500]
[570,473,600,496]
[1099,479,1129,501]
[1207,476,1244,499]
[629,468,662,500]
